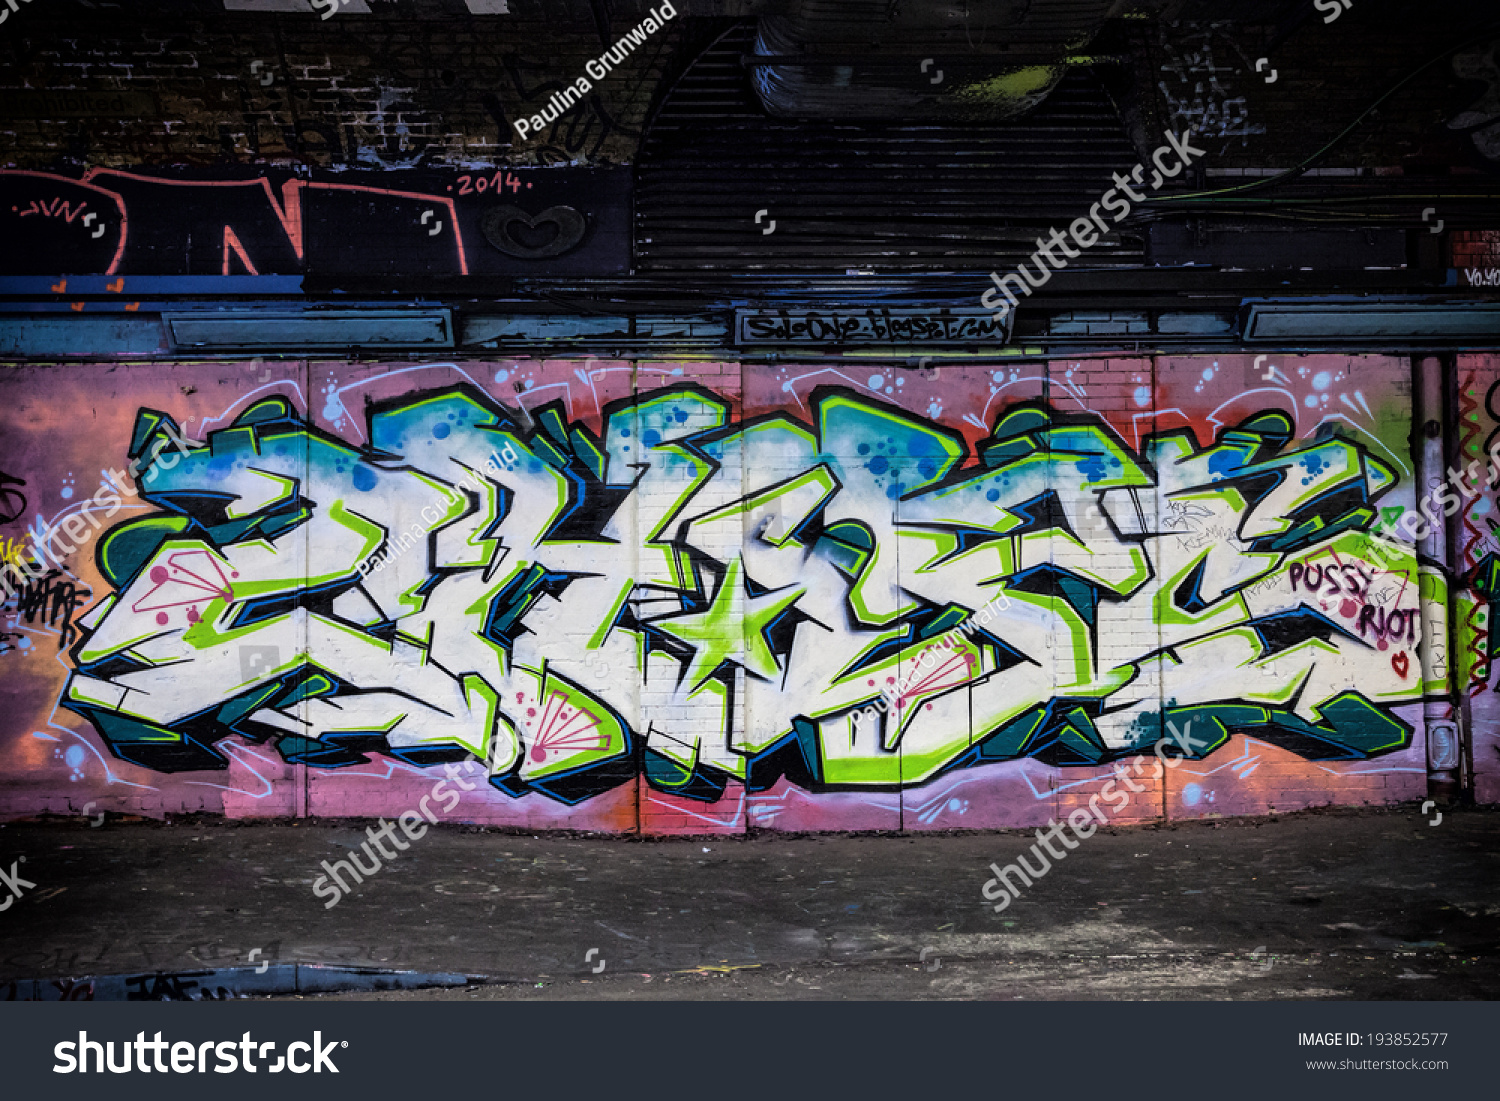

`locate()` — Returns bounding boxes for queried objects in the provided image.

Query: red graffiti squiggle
[1457,369,1490,692]
[222,226,258,276]
[82,168,305,263]
[80,169,470,275]
[6,169,474,278]
[15,198,90,223]
[0,171,127,274]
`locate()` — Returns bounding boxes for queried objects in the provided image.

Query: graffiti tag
[0,471,26,525]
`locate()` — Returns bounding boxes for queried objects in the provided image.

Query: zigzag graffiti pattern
[59,385,1431,803]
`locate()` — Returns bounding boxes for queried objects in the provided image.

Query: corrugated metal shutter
[636,21,1147,273]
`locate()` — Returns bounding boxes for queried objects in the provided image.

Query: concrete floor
[1,802,1496,1000]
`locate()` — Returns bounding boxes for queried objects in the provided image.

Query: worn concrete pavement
[1,803,1496,1000]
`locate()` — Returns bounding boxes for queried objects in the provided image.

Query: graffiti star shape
[653,558,804,691]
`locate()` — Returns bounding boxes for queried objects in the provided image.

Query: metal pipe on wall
[1416,354,1464,803]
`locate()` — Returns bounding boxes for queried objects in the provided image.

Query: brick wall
[0,6,687,169]
[3,6,1491,175]
[0,354,1442,832]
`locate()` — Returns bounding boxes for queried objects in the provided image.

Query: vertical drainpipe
[1415,355,1461,803]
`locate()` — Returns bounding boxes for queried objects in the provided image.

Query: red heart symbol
[106,278,124,293]
[1391,652,1409,678]
[71,302,84,312]
[51,279,67,294]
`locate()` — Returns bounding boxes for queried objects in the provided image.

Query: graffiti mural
[0,357,1441,830]
[0,167,630,278]
[1454,357,1500,803]
[1153,22,1266,152]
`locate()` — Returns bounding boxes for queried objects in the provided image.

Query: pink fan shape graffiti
[129,550,237,627]
[526,690,608,764]
[871,643,977,719]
